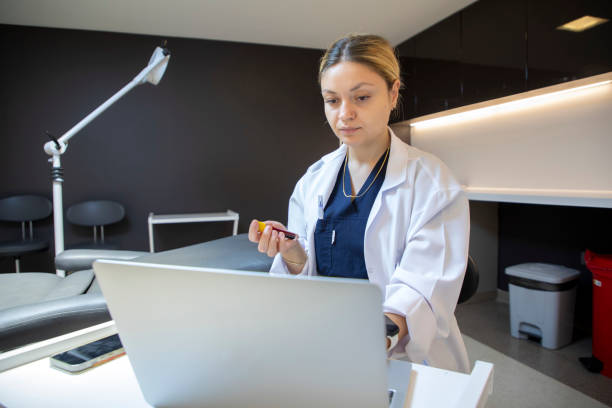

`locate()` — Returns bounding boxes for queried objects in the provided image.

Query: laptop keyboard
[388,389,395,405]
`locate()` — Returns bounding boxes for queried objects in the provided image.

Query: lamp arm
[42,46,170,276]
[43,47,170,156]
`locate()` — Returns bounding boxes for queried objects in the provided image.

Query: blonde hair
[318,33,402,91]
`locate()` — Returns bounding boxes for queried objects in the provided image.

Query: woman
[248,34,470,373]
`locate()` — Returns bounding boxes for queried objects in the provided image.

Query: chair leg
[15,257,21,273]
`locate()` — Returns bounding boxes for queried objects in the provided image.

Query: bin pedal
[518,323,542,341]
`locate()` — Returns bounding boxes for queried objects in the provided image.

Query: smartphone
[50,334,125,373]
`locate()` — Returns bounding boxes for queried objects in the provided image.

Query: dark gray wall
[0,24,338,273]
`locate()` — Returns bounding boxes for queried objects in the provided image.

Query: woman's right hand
[248,219,307,274]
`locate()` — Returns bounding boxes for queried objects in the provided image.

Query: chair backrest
[66,200,125,227]
[0,195,52,222]
[458,255,479,304]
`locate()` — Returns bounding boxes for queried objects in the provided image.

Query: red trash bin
[585,249,612,378]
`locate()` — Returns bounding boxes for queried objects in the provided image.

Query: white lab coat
[270,128,470,373]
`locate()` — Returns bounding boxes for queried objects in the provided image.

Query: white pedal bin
[506,263,580,349]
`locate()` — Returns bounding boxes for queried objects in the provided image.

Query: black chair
[66,200,125,249]
[0,195,52,272]
[458,255,479,304]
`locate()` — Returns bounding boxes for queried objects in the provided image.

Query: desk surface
[0,323,493,408]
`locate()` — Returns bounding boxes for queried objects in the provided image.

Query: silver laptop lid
[94,260,389,408]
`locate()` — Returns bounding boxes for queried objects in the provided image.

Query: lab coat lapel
[314,145,346,209]
[365,130,408,232]
[307,144,346,236]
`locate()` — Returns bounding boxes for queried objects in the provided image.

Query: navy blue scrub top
[314,149,389,279]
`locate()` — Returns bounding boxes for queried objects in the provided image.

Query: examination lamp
[43,46,170,276]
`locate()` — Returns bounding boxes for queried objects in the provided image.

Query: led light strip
[410,79,612,130]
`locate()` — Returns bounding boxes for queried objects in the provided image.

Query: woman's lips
[339,127,360,134]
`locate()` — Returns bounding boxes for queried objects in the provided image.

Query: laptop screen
[94,260,391,408]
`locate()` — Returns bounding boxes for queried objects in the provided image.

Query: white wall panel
[409,73,612,208]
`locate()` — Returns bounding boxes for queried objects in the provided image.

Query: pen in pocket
[318,195,324,219]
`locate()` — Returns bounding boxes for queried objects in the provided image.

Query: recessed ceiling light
[557,15,609,32]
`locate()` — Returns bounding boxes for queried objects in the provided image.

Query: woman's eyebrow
[350,82,375,91]
[322,82,375,94]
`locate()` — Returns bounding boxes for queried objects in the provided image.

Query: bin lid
[505,263,580,284]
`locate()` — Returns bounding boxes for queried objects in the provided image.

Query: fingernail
[264,226,271,233]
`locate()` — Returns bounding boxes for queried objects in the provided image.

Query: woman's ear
[390,79,400,109]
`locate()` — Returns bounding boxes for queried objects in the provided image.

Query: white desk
[147,210,239,252]
[0,323,493,408]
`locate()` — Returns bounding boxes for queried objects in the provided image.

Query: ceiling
[0,0,476,49]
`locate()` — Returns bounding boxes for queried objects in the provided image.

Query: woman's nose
[339,101,356,121]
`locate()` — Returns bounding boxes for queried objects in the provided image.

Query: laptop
[93,259,410,408]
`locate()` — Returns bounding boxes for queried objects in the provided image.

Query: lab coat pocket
[314,219,333,273]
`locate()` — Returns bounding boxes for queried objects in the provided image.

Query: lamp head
[145,46,171,85]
